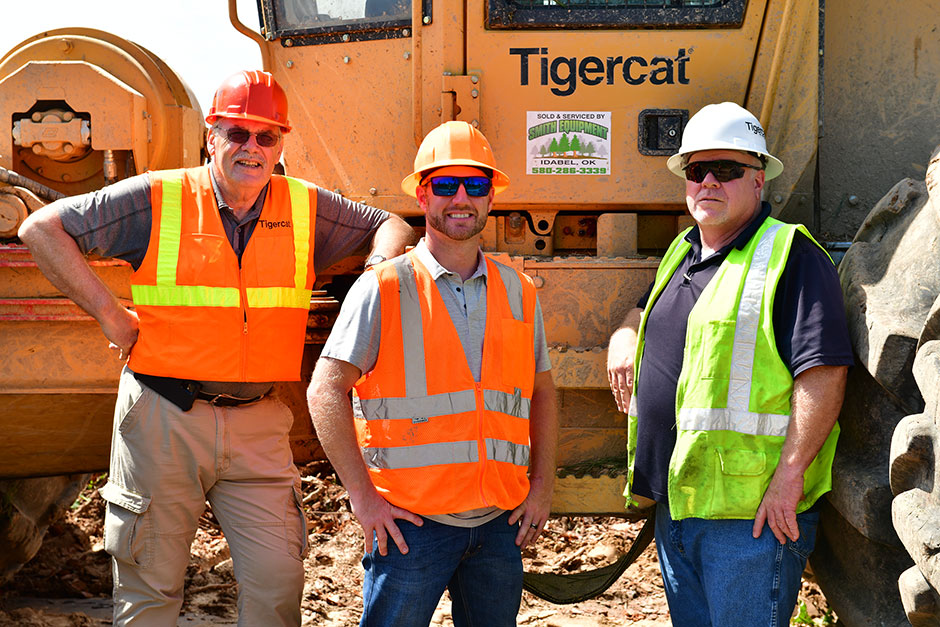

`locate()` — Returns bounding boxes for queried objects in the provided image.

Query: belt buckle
[206,392,263,407]
[207,393,243,407]
[206,394,227,406]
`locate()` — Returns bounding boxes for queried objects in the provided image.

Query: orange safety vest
[128,165,316,382]
[353,251,538,515]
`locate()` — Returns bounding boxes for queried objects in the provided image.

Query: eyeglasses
[218,126,280,148]
[428,176,492,197]
[683,160,762,183]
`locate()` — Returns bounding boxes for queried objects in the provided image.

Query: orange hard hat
[205,70,291,132]
[401,121,509,197]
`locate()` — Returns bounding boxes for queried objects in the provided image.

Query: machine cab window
[487,0,745,29]
[267,0,411,43]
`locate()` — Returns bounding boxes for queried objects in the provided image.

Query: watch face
[366,254,386,267]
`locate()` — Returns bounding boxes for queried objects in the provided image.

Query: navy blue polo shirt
[631,203,854,504]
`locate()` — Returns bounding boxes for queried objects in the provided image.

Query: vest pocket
[177,234,228,284]
[712,447,770,516]
[500,319,534,384]
[243,234,295,285]
[689,320,735,381]
[716,447,766,476]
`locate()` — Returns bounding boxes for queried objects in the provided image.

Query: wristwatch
[364,253,387,269]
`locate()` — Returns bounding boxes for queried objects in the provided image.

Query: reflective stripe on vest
[361,254,530,470]
[625,218,839,519]
[358,388,530,422]
[131,173,311,309]
[676,223,789,437]
[363,437,529,470]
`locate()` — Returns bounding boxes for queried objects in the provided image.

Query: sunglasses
[683,160,762,183]
[428,176,492,197]
[218,126,280,148]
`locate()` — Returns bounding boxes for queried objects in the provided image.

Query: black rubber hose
[0,166,65,202]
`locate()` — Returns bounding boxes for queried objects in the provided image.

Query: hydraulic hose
[0,166,65,202]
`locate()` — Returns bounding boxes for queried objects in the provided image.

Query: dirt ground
[0,463,834,626]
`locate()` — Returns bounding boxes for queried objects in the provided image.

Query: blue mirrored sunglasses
[428,176,492,197]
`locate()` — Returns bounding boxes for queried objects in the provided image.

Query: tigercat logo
[509,47,691,97]
[744,121,766,137]
[259,219,292,229]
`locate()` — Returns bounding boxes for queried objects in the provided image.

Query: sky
[0,0,264,114]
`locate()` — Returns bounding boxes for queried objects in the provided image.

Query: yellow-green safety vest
[626,217,840,520]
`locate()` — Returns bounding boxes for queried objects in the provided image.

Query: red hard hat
[205,70,291,132]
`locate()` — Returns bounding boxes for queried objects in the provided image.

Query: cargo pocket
[714,447,769,516]
[289,480,310,562]
[100,482,154,569]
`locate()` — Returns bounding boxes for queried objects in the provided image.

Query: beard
[425,208,488,241]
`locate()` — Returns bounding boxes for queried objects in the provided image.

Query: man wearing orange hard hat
[19,70,413,626]
[308,121,558,626]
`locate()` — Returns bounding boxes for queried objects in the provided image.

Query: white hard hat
[666,102,784,181]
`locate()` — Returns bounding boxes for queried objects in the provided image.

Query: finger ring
[530,523,538,529]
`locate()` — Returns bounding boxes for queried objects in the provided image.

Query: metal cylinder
[103,150,118,184]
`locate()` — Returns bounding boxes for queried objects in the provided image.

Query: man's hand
[607,307,642,413]
[348,487,423,556]
[509,475,553,548]
[753,365,847,544]
[511,370,558,549]
[19,205,135,352]
[752,465,804,544]
[308,357,425,556]
[104,307,140,360]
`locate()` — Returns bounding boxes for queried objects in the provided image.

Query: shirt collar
[413,238,488,282]
[209,166,268,223]
[684,201,773,257]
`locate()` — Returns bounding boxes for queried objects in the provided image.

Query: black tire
[0,474,89,586]
[814,148,940,626]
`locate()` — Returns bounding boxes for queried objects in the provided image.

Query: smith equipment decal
[510,48,690,96]
[527,112,611,176]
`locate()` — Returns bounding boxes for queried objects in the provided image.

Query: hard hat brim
[206,112,292,133]
[666,147,783,181]
[401,159,510,197]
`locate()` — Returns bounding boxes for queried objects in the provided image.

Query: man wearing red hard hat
[308,121,558,626]
[19,70,414,626]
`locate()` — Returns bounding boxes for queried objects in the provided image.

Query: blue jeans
[360,511,523,627]
[654,502,819,627]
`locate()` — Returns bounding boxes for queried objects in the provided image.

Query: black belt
[134,372,268,411]
[196,391,267,407]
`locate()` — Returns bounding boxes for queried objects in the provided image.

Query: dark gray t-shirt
[57,169,391,394]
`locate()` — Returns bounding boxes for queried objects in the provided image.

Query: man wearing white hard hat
[309,121,558,626]
[607,102,852,625]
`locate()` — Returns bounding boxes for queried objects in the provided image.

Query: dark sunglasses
[219,126,280,148]
[428,176,492,197]
[683,160,762,183]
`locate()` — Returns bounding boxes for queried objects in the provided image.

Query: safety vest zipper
[239,265,249,380]
[475,381,489,507]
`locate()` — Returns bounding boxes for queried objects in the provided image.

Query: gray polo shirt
[321,238,551,526]
[56,167,391,396]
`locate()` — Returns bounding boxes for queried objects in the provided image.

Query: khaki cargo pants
[100,368,308,626]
